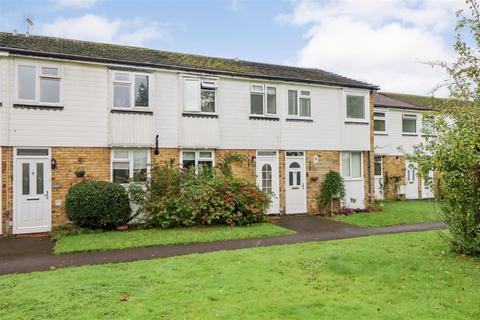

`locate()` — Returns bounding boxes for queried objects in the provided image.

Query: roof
[0,32,379,90]
[374,92,445,110]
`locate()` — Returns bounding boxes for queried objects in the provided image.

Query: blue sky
[0,0,466,96]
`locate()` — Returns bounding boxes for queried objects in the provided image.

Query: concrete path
[0,216,446,275]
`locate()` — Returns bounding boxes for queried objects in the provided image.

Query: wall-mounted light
[249,156,256,167]
[154,134,159,155]
[51,157,57,170]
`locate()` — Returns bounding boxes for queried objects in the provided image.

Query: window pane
[300,98,311,117]
[250,93,264,115]
[184,79,200,111]
[374,119,385,132]
[36,163,44,195]
[198,160,213,173]
[289,171,293,186]
[182,152,195,161]
[133,151,148,182]
[113,83,131,108]
[403,118,416,133]
[17,149,49,156]
[347,95,365,119]
[22,163,30,195]
[18,65,36,100]
[266,87,276,114]
[374,156,382,176]
[374,112,385,118]
[40,78,60,103]
[300,91,310,96]
[296,171,301,185]
[201,89,215,113]
[288,90,298,115]
[113,162,130,184]
[134,75,149,107]
[251,85,264,92]
[41,67,59,77]
[199,151,212,158]
[351,152,362,178]
[113,150,129,159]
[114,73,130,82]
[341,152,350,177]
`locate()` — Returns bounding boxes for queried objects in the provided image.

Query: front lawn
[331,199,440,227]
[2,231,480,319]
[54,223,294,254]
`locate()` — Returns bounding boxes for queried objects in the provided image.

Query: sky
[0,0,466,96]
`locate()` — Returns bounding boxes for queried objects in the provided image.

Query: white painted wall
[0,54,372,153]
[374,108,425,156]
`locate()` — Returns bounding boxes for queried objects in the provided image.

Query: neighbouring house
[373,92,437,200]
[0,32,379,235]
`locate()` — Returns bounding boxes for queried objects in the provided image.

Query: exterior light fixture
[51,157,57,170]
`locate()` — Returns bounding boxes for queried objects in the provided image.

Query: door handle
[45,190,49,199]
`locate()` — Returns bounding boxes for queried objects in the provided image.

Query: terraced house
[373,92,435,200]
[0,32,379,235]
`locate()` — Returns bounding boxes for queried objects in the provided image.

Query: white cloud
[52,0,99,9]
[39,14,165,46]
[279,0,463,96]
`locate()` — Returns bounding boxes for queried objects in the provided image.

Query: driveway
[0,216,445,275]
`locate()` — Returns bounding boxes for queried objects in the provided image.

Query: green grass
[331,200,441,227]
[54,223,295,254]
[2,231,480,319]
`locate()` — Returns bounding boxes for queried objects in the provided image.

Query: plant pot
[75,170,85,178]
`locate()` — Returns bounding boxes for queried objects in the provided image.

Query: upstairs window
[288,90,311,117]
[374,112,386,132]
[346,94,366,120]
[402,114,417,134]
[184,78,217,113]
[112,149,150,184]
[181,150,214,174]
[250,84,277,116]
[112,72,150,109]
[17,64,61,105]
[341,151,362,179]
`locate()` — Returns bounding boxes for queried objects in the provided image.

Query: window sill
[13,103,64,111]
[182,112,219,119]
[343,177,364,182]
[111,109,153,115]
[374,132,388,136]
[249,115,280,121]
[402,133,418,136]
[345,120,369,125]
[286,117,313,122]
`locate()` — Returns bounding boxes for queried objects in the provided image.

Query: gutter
[0,47,380,91]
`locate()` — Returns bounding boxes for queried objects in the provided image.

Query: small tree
[318,171,346,214]
[413,0,480,255]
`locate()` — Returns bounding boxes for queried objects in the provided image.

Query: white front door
[374,156,384,199]
[421,170,435,199]
[285,152,307,214]
[256,151,279,214]
[405,160,419,199]
[14,150,51,234]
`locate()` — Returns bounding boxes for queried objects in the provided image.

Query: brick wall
[1,147,13,231]
[383,155,406,199]
[216,149,256,184]
[151,148,180,168]
[51,147,111,226]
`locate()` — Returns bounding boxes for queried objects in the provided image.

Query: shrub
[129,159,271,229]
[318,171,345,213]
[65,181,131,229]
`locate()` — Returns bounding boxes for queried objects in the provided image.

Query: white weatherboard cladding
[110,113,154,146]
[9,57,108,147]
[344,180,365,209]
[374,108,424,156]
[180,116,219,148]
[0,57,11,146]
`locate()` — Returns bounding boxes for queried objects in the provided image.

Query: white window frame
[180,149,215,174]
[345,91,368,123]
[183,77,218,114]
[374,111,387,134]
[374,156,383,177]
[15,63,63,106]
[340,151,363,180]
[287,89,311,118]
[250,83,277,116]
[110,149,151,185]
[111,71,152,110]
[402,113,418,135]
